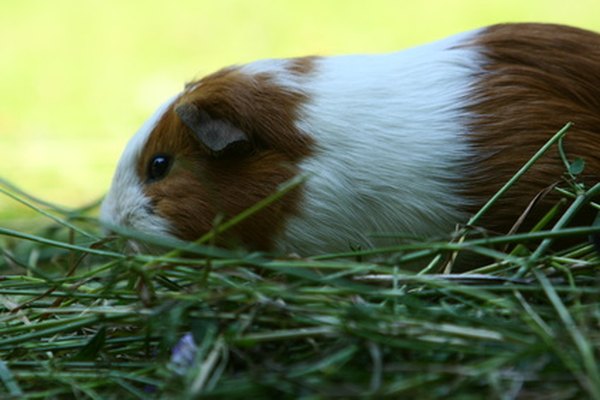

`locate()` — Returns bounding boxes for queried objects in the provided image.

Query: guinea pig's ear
[175,103,250,156]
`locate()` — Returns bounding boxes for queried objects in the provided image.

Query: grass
[1,124,600,399]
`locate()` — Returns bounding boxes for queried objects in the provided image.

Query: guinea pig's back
[274,23,600,254]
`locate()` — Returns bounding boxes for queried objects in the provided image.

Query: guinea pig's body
[101,23,600,255]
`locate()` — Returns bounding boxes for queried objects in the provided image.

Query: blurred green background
[2,0,600,225]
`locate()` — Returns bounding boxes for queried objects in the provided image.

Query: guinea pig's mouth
[100,218,176,256]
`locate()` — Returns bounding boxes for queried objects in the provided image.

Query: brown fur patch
[287,56,318,75]
[466,23,600,233]
[181,67,314,159]
[138,65,315,249]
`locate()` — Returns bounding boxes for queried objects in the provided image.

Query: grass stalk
[468,122,572,226]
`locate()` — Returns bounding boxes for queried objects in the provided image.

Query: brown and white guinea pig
[100,23,600,255]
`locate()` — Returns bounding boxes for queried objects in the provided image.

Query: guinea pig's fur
[101,23,600,255]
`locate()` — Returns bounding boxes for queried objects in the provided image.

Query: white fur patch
[100,96,178,237]
[266,30,484,254]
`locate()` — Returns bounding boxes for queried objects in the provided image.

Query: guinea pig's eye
[147,154,172,182]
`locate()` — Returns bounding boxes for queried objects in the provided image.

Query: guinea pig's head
[100,67,315,250]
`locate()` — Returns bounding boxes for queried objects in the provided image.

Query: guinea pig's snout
[98,205,152,254]
[99,184,175,249]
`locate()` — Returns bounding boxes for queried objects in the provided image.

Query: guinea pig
[100,23,600,255]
